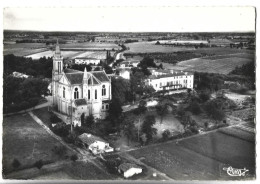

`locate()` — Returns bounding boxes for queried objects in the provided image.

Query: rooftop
[118,163,142,172]
[78,133,106,146]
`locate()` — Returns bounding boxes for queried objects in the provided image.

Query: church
[52,41,112,126]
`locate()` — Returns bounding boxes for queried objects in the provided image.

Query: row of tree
[3,75,49,113]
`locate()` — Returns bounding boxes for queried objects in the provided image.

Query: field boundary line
[28,111,77,154]
[119,152,174,181]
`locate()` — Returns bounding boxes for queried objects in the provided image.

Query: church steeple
[53,39,63,74]
[54,39,61,58]
[83,67,88,83]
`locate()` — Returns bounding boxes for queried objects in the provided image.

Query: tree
[111,77,132,104]
[108,98,122,119]
[204,100,226,122]
[85,114,95,128]
[156,104,168,124]
[162,129,171,141]
[176,105,185,117]
[188,101,202,115]
[122,114,137,145]
[141,115,157,143]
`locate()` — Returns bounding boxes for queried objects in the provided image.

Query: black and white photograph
[1,1,258,182]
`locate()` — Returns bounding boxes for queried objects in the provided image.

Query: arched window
[102,85,106,96]
[88,89,90,100]
[63,87,65,98]
[95,89,97,99]
[74,87,79,99]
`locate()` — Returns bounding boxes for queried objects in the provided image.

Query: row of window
[102,104,109,110]
[155,79,191,88]
[62,85,107,100]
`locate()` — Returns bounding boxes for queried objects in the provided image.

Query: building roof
[74,99,87,107]
[91,71,110,82]
[63,69,109,85]
[65,73,84,84]
[75,57,99,60]
[118,163,142,172]
[78,133,106,145]
[64,68,82,74]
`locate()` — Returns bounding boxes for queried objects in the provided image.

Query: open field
[129,129,255,180]
[26,50,81,59]
[4,43,48,56]
[125,42,194,53]
[60,42,121,50]
[2,113,74,175]
[31,161,117,180]
[175,57,252,74]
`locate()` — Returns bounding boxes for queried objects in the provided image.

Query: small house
[78,133,114,155]
[118,163,142,178]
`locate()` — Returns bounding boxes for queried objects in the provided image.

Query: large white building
[52,41,112,125]
[146,69,194,92]
[74,57,101,65]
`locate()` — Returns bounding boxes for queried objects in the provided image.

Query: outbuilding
[118,163,142,178]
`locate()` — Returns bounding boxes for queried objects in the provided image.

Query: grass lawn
[62,161,118,180]
[179,130,255,177]
[33,107,52,127]
[129,128,255,180]
[129,141,223,180]
[2,113,74,175]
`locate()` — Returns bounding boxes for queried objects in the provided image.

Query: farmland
[59,42,121,50]
[129,128,255,180]
[175,57,252,74]
[125,42,194,53]
[2,113,74,176]
[26,50,81,59]
[4,43,48,56]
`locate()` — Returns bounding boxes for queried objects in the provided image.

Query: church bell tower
[52,39,64,106]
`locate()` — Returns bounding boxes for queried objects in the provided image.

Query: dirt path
[28,111,110,176]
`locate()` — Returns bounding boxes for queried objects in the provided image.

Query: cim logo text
[223,166,249,177]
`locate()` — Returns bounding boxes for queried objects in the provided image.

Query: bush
[50,113,62,124]
[34,160,43,169]
[71,154,78,162]
[12,158,21,169]
[188,101,202,115]
[162,130,171,141]
[52,145,67,157]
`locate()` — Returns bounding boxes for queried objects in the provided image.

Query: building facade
[52,41,112,125]
[146,69,194,92]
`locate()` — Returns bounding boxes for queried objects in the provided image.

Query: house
[119,60,140,68]
[116,68,131,80]
[78,133,114,155]
[52,40,112,123]
[74,57,101,65]
[118,163,142,178]
[146,69,194,92]
[12,71,30,78]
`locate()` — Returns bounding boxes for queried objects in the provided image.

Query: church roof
[64,68,82,74]
[65,73,84,84]
[63,70,110,85]
[74,99,87,106]
[91,71,110,82]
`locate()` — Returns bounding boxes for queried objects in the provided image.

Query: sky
[3,6,256,32]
